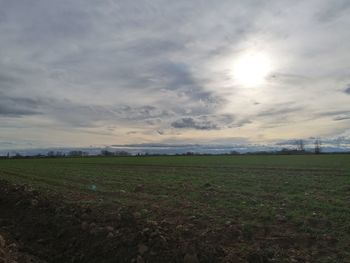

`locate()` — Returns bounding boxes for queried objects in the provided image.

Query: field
[0,154,349,262]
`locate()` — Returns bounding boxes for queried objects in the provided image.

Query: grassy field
[0,154,350,261]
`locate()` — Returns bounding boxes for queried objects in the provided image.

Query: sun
[232,52,272,87]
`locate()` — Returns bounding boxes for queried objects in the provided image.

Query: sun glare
[233,52,272,87]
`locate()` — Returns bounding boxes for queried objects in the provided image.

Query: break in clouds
[0,0,350,149]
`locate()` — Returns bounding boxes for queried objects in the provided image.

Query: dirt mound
[0,181,226,263]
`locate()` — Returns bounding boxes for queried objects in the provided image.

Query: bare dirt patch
[0,180,226,263]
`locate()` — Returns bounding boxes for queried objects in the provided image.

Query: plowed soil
[0,180,230,263]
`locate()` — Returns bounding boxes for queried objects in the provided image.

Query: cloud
[316,110,350,121]
[0,105,38,117]
[171,117,218,130]
[316,0,350,23]
[333,115,350,121]
[42,100,173,127]
[171,114,248,130]
[0,72,19,86]
[257,106,303,117]
[0,91,172,128]
[0,0,350,148]
[0,93,41,117]
[344,84,350,94]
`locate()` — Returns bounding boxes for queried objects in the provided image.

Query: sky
[1,0,350,150]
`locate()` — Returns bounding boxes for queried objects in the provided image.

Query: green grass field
[1,154,350,261]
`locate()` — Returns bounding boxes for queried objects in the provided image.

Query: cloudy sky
[1,0,350,149]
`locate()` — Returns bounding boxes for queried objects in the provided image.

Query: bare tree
[296,140,305,152]
[314,139,321,154]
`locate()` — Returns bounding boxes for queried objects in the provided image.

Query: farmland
[0,154,349,262]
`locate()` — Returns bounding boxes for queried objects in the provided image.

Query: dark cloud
[152,62,220,105]
[344,85,350,94]
[0,91,172,127]
[171,117,218,130]
[0,94,41,117]
[171,114,248,130]
[146,61,225,115]
[44,101,172,127]
[155,62,196,90]
[0,105,38,117]
[228,118,252,128]
[333,115,350,121]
